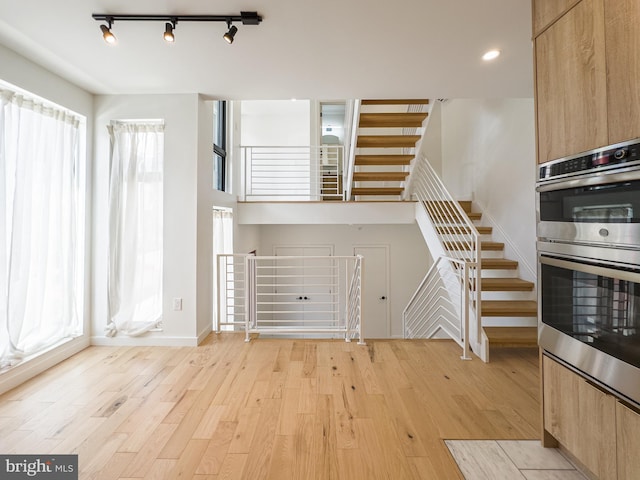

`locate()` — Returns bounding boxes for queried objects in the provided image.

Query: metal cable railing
[404,154,482,357]
[218,255,363,343]
[216,254,252,332]
[403,256,471,360]
[241,146,343,201]
[346,255,364,343]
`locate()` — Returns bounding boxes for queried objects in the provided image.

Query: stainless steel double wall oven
[537,139,640,406]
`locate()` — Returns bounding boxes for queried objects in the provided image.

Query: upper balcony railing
[240,145,344,201]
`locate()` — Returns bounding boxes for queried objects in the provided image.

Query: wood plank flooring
[0,334,540,479]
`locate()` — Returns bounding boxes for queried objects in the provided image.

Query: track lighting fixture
[223,23,238,44]
[92,11,262,45]
[100,19,117,45]
[163,21,176,43]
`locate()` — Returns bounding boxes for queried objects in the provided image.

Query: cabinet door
[542,356,616,479]
[532,0,581,37]
[605,0,640,145]
[535,0,608,163]
[616,401,640,480]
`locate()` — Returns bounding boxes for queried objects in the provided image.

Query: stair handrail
[343,99,360,201]
[403,255,471,360]
[407,153,482,355]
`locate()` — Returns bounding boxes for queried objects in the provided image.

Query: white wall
[93,94,230,346]
[240,100,311,146]
[441,99,537,280]
[0,44,94,394]
[255,224,431,337]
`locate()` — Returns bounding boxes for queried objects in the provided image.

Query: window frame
[213,100,227,192]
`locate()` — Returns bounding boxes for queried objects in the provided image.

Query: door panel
[354,245,390,338]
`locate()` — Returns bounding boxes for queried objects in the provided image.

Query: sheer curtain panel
[106,122,164,337]
[0,88,84,369]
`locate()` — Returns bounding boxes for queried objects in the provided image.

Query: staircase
[443,201,538,360]
[351,99,430,200]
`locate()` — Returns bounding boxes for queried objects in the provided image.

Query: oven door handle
[540,255,640,283]
[536,167,640,192]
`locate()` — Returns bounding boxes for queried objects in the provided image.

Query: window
[106,121,164,337]
[213,101,227,191]
[0,83,86,368]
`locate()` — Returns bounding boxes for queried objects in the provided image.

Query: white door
[354,245,390,338]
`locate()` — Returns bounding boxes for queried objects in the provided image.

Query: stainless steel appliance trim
[539,324,640,408]
[539,254,640,283]
[537,240,640,266]
[536,163,640,191]
[537,222,640,248]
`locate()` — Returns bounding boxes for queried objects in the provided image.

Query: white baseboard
[91,335,199,347]
[197,325,213,345]
[0,336,90,396]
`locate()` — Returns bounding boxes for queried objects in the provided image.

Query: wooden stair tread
[357,135,421,148]
[436,225,493,235]
[483,327,538,346]
[361,99,430,105]
[359,112,428,128]
[444,241,504,251]
[480,278,535,291]
[355,155,413,165]
[458,200,472,213]
[352,187,404,196]
[481,300,538,317]
[353,172,409,181]
[480,258,519,270]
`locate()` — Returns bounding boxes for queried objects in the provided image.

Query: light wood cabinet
[532,0,580,36]
[616,401,640,480]
[605,0,640,145]
[542,356,617,480]
[534,0,608,164]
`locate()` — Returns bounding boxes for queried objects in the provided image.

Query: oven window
[541,261,640,368]
[539,180,640,222]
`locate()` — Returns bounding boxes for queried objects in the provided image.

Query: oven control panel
[539,140,640,181]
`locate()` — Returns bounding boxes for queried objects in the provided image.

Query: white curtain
[212,209,233,329]
[0,89,84,368]
[106,122,164,337]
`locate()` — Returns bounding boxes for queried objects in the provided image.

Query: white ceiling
[0,0,534,99]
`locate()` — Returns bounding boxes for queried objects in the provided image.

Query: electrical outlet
[172,298,182,311]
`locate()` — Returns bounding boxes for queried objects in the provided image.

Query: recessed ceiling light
[482,49,501,61]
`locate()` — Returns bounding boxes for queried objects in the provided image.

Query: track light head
[223,24,237,44]
[163,21,176,42]
[100,22,117,45]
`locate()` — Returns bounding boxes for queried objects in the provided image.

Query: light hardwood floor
[0,334,540,479]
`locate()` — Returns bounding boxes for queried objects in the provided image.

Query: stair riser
[479,270,520,278]
[480,252,508,259]
[481,318,538,328]
[481,291,536,301]
[357,127,423,136]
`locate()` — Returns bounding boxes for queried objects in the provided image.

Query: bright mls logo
[1,455,78,479]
